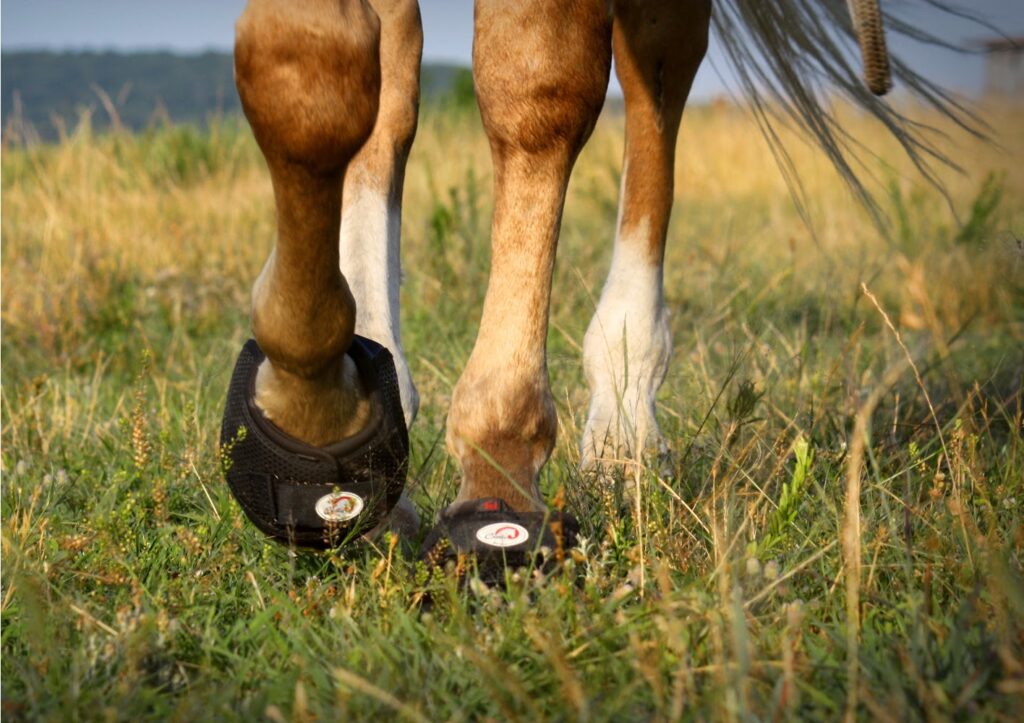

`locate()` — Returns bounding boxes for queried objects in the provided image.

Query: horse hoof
[421,497,578,584]
[220,336,409,549]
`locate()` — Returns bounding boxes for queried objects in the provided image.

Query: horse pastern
[252,355,372,446]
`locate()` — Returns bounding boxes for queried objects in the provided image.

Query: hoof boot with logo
[421,498,578,583]
[219,338,409,549]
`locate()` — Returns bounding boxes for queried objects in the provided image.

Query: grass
[2,98,1023,720]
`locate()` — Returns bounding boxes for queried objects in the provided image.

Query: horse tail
[712,0,993,225]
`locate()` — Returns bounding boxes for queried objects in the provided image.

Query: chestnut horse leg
[235,0,381,448]
[446,0,613,511]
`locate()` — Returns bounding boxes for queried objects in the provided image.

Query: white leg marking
[582,219,671,470]
[339,184,419,426]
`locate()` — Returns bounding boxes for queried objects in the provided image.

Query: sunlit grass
[2,98,1022,720]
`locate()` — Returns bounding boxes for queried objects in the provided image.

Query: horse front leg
[445,0,612,512]
[234,0,381,447]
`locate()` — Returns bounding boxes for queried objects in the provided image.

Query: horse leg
[446,0,612,511]
[581,0,710,473]
[340,0,422,428]
[234,0,380,446]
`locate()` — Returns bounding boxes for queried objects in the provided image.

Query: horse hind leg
[581,0,710,474]
[234,0,380,446]
[445,0,612,511]
[340,0,422,428]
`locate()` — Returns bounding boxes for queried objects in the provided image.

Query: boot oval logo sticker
[476,522,529,547]
[315,492,364,522]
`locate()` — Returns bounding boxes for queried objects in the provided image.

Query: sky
[2,0,1022,100]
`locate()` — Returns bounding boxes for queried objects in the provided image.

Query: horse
[220,0,953,558]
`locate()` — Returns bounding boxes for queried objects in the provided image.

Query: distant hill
[1,50,473,142]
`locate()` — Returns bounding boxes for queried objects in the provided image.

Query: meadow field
[2,97,1022,720]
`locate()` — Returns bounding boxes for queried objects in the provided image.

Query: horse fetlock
[446,373,555,512]
[580,389,667,472]
[251,261,357,379]
[250,262,371,448]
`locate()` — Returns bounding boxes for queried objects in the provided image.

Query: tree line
[2,50,472,142]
